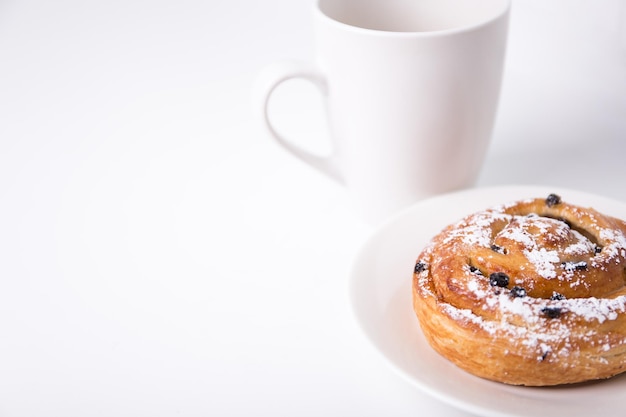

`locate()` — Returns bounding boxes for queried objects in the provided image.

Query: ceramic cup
[257,0,511,224]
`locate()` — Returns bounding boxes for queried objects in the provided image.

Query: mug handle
[255,61,343,183]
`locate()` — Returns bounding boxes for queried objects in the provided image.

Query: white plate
[350,185,626,417]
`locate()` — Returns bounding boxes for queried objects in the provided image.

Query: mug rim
[314,0,511,37]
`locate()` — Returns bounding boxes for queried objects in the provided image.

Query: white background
[0,0,625,416]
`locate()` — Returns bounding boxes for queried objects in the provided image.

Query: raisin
[546,194,561,207]
[550,292,566,301]
[490,244,506,254]
[562,261,588,272]
[489,272,509,288]
[469,265,482,275]
[541,307,562,319]
[414,262,427,273]
[510,286,527,298]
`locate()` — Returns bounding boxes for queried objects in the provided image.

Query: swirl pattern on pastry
[412,194,626,386]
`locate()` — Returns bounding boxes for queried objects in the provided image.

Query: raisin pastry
[412,194,626,386]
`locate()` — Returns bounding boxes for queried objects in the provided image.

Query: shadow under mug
[257,0,511,224]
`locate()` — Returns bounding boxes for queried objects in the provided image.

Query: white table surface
[1,1,625,416]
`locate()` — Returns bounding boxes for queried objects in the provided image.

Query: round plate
[349,185,626,417]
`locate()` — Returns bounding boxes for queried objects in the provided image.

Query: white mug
[257,0,511,224]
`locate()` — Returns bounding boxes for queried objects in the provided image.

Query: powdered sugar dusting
[442,211,509,247]
[564,231,596,255]
[567,296,626,323]
[415,197,626,364]
[524,248,559,279]
[438,283,626,361]
[600,228,626,259]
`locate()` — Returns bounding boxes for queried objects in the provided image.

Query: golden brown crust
[412,194,626,386]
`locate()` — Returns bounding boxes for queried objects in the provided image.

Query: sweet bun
[412,194,626,386]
